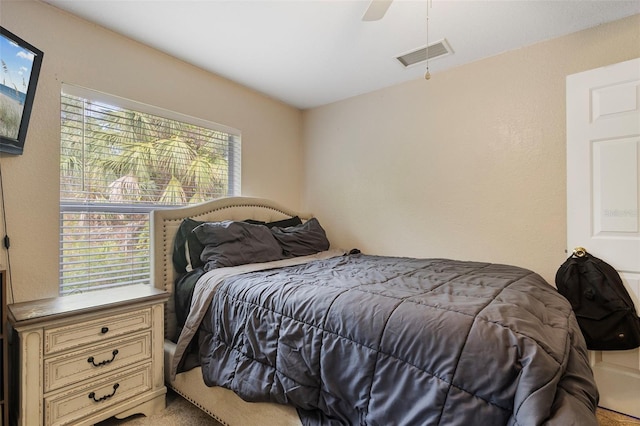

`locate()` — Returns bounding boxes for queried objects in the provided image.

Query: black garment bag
[555,248,640,350]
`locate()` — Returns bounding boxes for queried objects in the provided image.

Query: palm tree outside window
[60,85,241,295]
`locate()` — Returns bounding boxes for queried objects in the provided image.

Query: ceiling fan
[361,0,394,21]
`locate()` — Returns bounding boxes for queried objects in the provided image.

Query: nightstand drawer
[44,308,152,355]
[44,363,152,426]
[44,331,152,392]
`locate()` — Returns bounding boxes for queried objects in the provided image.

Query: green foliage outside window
[60,92,240,294]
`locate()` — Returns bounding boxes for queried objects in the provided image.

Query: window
[60,85,241,295]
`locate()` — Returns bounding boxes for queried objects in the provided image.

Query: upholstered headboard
[150,196,311,340]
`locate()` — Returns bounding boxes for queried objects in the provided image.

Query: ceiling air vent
[396,39,453,68]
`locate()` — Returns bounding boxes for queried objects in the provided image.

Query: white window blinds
[60,85,241,294]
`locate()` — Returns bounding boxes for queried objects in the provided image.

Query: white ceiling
[44,0,640,110]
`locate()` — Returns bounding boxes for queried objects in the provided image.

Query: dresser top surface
[8,284,169,326]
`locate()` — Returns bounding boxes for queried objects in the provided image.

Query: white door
[567,57,640,417]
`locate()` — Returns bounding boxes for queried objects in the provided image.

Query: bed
[151,196,599,426]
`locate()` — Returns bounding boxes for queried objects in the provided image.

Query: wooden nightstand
[8,284,169,426]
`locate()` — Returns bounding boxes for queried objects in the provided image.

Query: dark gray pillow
[270,218,330,257]
[244,216,303,228]
[194,221,284,271]
[173,218,207,273]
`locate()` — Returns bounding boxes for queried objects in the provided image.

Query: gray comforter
[184,253,598,425]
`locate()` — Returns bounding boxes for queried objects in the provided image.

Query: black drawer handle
[87,349,119,367]
[88,383,119,402]
[101,327,109,334]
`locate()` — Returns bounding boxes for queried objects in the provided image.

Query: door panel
[593,137,638,234]
[567,57,640,418]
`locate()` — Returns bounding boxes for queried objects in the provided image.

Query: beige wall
[302,14,640,283]
[1,0,303,302]
[2,0,638,302]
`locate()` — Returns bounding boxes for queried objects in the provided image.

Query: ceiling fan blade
[362,0,394,21]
